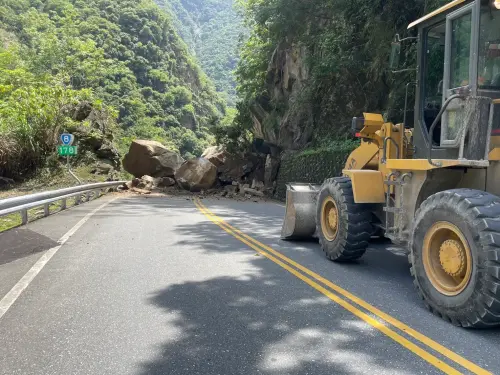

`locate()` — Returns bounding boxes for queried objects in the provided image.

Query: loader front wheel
[316,178,373,262]
[410,189,500,327]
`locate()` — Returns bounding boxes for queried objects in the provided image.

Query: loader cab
[412,0,500,159]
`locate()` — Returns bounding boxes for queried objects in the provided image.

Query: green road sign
[57,145,78,156]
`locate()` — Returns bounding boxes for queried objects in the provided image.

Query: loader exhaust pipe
[281,183,321,240]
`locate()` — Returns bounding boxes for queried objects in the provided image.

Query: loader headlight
[494,0,500,9]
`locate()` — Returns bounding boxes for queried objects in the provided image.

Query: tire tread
[316,177,373,262]
[410,189,500,328]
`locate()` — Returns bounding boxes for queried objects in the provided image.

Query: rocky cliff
[250,42,313,151]
[235,1,438,154]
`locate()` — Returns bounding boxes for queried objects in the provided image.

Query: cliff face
[235,1,444,154]
[250,43,313,151]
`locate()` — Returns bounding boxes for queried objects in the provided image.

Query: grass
[0,195,86,233]
[0,164,129,200]
[0,165,118,233]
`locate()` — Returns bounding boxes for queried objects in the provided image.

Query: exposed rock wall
[251,42,313,151]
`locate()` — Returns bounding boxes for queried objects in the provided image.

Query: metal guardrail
[0,181,125,226]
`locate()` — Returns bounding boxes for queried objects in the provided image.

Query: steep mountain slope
[0,0,226,178]
[233,0,448,151]
[157,0,243,106]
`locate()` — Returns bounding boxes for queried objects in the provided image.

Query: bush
[275,141,358,200]
[0,45,105,178]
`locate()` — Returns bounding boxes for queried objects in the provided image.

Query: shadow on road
[97,196,500,372]
[126,197,422,374]
[139,264,413,374]
[0,228,58,265]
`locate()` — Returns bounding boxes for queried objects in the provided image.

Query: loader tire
[316,177,373,262]
[410,189,500,328]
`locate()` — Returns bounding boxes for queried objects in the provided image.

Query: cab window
[450,13,472,89]
[423,22,446,143]
[479,4,500,90]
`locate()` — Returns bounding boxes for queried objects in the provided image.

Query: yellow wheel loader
[282,0,500,328]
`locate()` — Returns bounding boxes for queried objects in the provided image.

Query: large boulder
[123,140,184,178]
[264,154,280,188]
[218,154,255,184]
[157,177,176,187]
[175,158,217,192]
[201,146,228,167]
[137,175,157,190]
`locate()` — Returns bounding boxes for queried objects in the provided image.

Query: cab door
[441,3,476,149]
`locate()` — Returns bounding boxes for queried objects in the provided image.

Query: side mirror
[389,41,401,70]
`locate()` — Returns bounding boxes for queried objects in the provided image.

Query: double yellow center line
[193,198,490,375]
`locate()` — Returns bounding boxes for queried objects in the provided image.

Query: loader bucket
[281,183,321,240]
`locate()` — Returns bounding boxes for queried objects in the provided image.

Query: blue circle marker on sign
[60,133,74,146]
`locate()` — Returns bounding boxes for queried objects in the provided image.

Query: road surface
[0,194,499,375]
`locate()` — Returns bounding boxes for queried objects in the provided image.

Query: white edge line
[0,197,119,320]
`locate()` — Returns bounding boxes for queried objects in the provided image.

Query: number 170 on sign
[58,145,78,156]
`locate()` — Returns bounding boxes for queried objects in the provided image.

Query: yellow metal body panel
[491,135,500,148]
[359,113,385,139]
[342,170,386,203]
[408,0,466,29]
[363,113,385,126]
[386,159,489,171]
[493,99,500,104]
[344,141,379,170]
[489,148,500,161]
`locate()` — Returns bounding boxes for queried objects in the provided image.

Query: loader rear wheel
[316,177,373,262]
[410,189,500,327]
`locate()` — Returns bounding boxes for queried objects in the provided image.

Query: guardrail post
[0,181,125,229]
[21,209,28,225]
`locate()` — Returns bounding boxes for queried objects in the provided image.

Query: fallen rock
[132,178,141,187]
[131,187,152,195]
[123,140,184,178]
[201,146,227,167]
[244,187,265,197]
[246,153,266,183]
[251,179,265,191]
[239,183,250,196]
[265,155,280,188]
[218,154,254,184]
[136,175,156,190]
[157,177,176,187]
[175,158,217,192]
[224,184,237,194]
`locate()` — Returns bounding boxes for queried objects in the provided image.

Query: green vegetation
[232,0,448,149]
[0,0,227,179]
[157,0,244,106]
[0,190,97,233]
[296,140,360,158]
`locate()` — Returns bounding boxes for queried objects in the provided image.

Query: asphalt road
[0,194,500,375]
